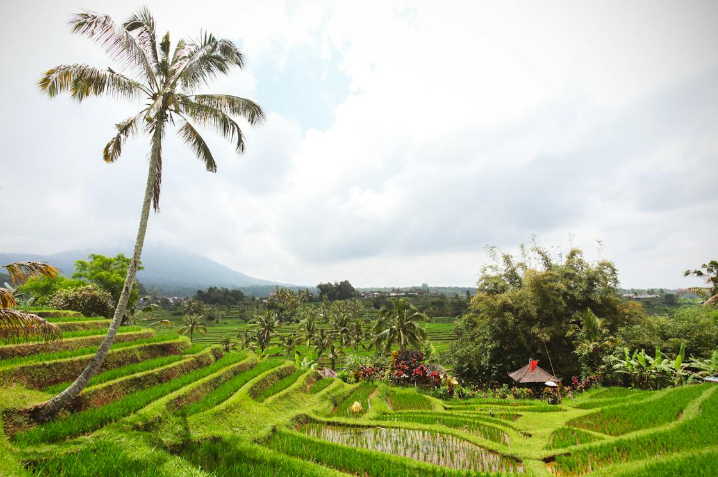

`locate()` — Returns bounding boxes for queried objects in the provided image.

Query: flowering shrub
[390,350,436,386]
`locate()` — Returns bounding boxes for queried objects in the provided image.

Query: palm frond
[158,32,171,77]
[103,112,147,163]
[122,7,159,75]
[190,94,265,126]
[178,98,245,152]
[38,64,148,101]
[0,288,17,308]
[69,11,158,88]
[177,119,217,172]
[171,33,243,91]
[3,261,59,285]
[0,309,61,343]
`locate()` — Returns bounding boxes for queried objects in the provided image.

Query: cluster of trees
[194,286,244,306]
[317,280,357,301]
[447,245,718,387]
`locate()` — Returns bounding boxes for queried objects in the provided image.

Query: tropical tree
[1,262,61,343]
[178,314,207,343]
[256,312,280,352]
[34,7,264,419]
[279,333,300,358]
[326,344,344,370]
[349,320,365,351]
[220,336,233,352]
[372,298,427,352]
[683,260,718,306]
[566,308,615,377]
[299,313,317,356]
[313,328,336,359]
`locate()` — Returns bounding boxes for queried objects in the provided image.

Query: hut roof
[508,361,559,384]
[318,368,337,379]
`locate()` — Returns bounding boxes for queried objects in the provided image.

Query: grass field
[1,313,716,476]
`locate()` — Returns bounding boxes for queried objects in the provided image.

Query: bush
[49,285,114,318]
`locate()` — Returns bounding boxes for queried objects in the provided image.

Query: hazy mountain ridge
[0,245,285,296]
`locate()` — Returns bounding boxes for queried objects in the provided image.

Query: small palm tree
[279,333,300,358]
[349,320,365,351]
[34,7,264,420]
[313,328,336,359]
[327,344,344,371]
[300,314,317,356]
[1,262,61,343]
[256,312,280,351]
[683,260,718,306]
[372,298,427,352]
[178,314,207,343]
[220,336,233,352]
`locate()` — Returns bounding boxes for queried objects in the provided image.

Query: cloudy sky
[1,0,717,289]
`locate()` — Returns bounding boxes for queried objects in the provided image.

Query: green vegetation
[374,411,509,444]
[309,378,335,394]
[388,389,433,410]
[335,382,376,417]
[254,369,306,402]
[546,427,602,449]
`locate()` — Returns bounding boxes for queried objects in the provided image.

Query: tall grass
[309,378,334,394]
[180,358,283,416]
[545,427,601,449]
[0,326,138,346]
[14,352,247,445]
[568,384,706,436]
[335,382,376,417]
[388,390,433,410]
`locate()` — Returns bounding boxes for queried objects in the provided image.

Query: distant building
[622,293,661,301]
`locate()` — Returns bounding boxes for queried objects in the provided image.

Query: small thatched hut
[508,359,560,385]
[318,367,338,379]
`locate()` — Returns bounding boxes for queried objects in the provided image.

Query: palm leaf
[103,112,147,163]
[69,11,158,87]
[0,288,17,308]
[178,98,245,152]
[122,7,159,74]
[38,64,148,101]
[177,119,217,172]
[0,309,61,343]
[171,33,243,91]
[3,261,59,285]
[190,94,265,125]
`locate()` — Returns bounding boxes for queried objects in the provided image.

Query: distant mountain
[0,244,288,296]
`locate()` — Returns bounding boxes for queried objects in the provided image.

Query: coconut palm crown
[372,297,427,352]
[33,7,264,421]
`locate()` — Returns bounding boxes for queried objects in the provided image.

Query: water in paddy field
[300,423,524,473]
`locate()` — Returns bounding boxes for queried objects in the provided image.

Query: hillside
[0,245,284,296]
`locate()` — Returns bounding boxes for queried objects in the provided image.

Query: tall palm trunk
[33,119,164,421]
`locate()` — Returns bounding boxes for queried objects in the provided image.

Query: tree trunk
[33,119,164,421]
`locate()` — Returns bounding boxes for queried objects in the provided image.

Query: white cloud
[1,0,717,289]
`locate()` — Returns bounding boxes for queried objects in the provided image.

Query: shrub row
[0,337,189,389]
[248,363,297,400]
[12,351,247,445]
[0,329,153,360]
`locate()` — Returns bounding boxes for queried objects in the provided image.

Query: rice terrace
[1,2,718,477]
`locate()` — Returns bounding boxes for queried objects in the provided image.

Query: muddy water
[300,423,524,473]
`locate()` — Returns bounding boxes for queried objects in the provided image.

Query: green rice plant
[266,427,520,476]
[180,342,210,355]
[405,410,520,430]
[588,387,651,400]
[335,382,376,417]
[43,354,186,394]
[309,378,334,394]
[180,358,283,416]
[248,364,297,400]
[388,390,433,411]
[613,448,718,477]
[568,384,706,436]
[181,436,346,477]
[28,440,173,477]
[0,334,176,368]
[554,385,717,475]
[0,325,125,346]
[254,369,306,402]
[545,427,601,449]
[13,351,248,445]
[374,411,509,444]
[0,329,152,359]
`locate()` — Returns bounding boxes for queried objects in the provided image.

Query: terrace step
[54,320,110,332]
[0,330,154,359]
[0,337,190,389]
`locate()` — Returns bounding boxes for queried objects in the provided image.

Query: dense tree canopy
[73,254,143,308]
[194,286,244,305]
[449,246,642,384]
[317,280,357,301]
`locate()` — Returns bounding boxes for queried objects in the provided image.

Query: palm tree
[178,314,207,343]
[683,260,718,306]
[279,333,300,358]
[372,298,427,352]
[300,314,317,356]
[256,312,280,352]
[1,262,61,343]
[566,308,613,374]
[349,319,365,351]
[313,328,336,359]
[33,8,264,420]
[327,344,344,371]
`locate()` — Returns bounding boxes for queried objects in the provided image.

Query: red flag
[530,360,539,372]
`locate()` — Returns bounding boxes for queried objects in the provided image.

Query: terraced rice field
[1,312,716,476]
